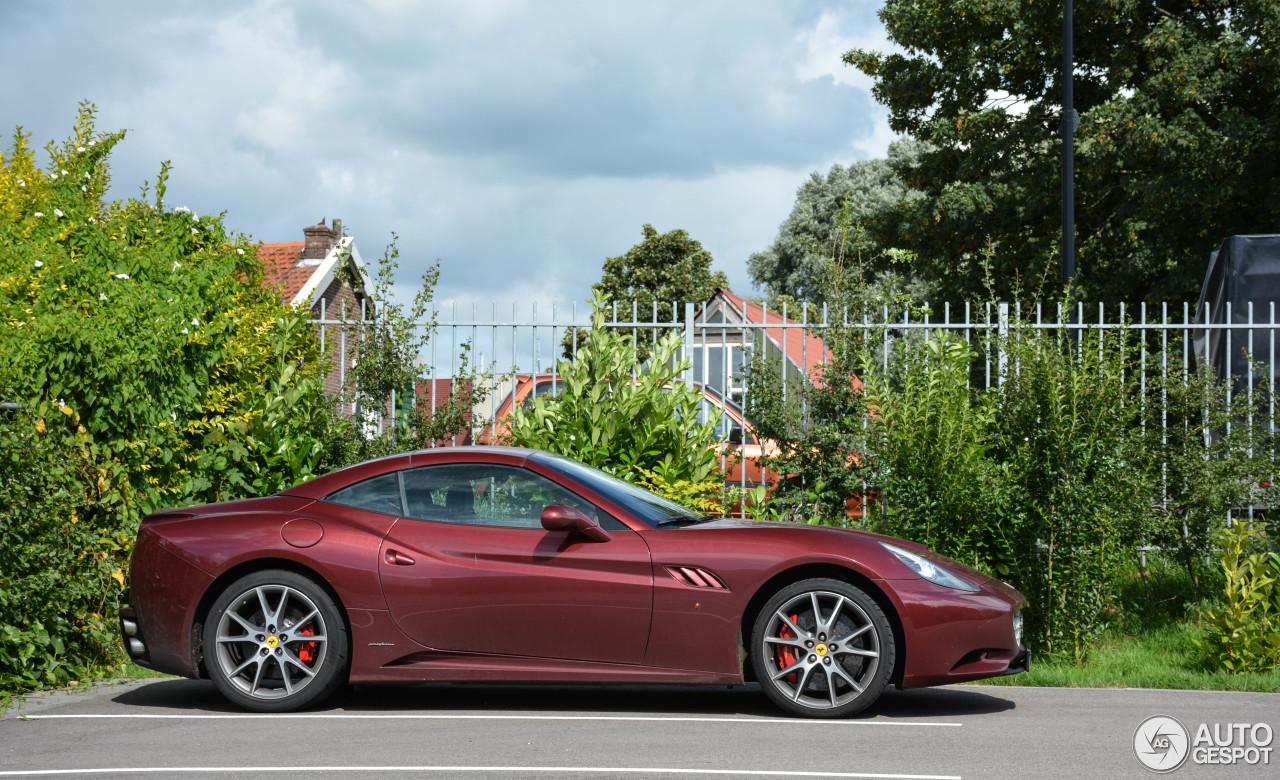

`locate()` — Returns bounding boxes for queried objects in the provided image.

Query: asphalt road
[1,679,1276,779]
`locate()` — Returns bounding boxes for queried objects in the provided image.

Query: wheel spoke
[809,592,821,627]
[249,655,267,695]
[278,656,295,695]
[823,666,839,707]
[287,609,319,631]
[273,587,291,626]
[791,665,815,702]
[282,649,318,678]
[839,647,879,658]
[770,659,806,681]
[822,595,846,634]
[229,655,260,679]
[226,611,261,636]
[763,635,805,649]
[776,611,807,639]
[830,659,864,693]
[255,588,274,624]
[286,633,327,646]
[833,624,871,646]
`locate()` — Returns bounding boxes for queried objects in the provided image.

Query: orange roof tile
[256,242,314,304]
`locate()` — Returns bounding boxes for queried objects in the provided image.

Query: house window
[693,344,751,403]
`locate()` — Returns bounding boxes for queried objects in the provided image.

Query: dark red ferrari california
[121,446,1027,717]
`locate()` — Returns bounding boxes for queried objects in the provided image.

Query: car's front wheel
[203,569,348,712]
[750,578,894,718]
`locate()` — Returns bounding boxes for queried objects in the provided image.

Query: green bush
[1147,360,1280,593]
[0,104,347,511]
[990,323,1151,661]
[863,333,1006,569]
[504,290,722,494]
[744,229,1156,658]
[1195,519,1280,673]
[0,105,355,700]
[0,402,133,701]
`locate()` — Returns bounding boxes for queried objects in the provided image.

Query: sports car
[121,446,1028,717]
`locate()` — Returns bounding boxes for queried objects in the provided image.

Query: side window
[401,463,626,530]
[326,472,403,516]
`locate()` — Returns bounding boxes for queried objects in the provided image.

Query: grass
[977,620,1280,692]
[115,660,175,681]
[977,557,1280,693]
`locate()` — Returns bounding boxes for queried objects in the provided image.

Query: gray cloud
[1,0,894,308]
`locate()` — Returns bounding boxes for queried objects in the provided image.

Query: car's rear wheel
[203,569,348,712]
[750,578,894,718]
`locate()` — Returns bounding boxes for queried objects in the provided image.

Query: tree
[846,0,1280,303]
[748,139,925,304]
[598,224,728,315]
[564,224,729,358]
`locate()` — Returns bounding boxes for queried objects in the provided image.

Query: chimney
[301,217,335,262]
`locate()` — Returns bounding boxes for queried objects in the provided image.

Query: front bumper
[1001,646,1031,676]
[891,576,1029,688]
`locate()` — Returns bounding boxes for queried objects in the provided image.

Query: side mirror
[541,504,611,543]
[727,426,743,445]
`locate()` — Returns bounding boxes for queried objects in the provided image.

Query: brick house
[257,218,376,402]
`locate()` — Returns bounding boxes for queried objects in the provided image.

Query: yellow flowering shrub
[0,103,349,700]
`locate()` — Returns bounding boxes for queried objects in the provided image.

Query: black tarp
[1193,235,1280,391]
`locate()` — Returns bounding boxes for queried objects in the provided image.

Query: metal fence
[312,298,1280,525]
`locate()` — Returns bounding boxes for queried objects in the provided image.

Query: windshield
[531,451,702,528]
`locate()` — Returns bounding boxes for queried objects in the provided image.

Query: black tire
[203,569,349,712]
[750,578,895,718]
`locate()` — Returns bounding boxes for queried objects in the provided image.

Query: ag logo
[1134,715,1190,773]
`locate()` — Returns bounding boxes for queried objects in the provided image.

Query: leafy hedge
[0,402,133,692]
[0,105,353,702]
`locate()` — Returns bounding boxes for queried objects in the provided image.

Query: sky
[1,0,899,317]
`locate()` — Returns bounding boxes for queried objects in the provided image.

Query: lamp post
[1062,0,1076,292]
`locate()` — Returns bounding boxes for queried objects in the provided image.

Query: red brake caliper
[297,622,318,666]
[777,613,800,683]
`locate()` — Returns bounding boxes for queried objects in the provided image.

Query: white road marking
[14,713,961,726]
[0,767,962,779]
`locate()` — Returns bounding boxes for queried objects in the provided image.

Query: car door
[378,462,654,665]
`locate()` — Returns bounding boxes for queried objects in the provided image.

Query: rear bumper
[127,529,215,677]
[118,606,150,664]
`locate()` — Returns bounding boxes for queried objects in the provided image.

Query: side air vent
[665,566,728,590]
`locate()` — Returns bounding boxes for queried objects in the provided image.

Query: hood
[692,518,932,552]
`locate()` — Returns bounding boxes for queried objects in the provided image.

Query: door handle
[384,549,416,566]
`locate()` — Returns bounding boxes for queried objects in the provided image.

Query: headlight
[1012,610,1024,646]
[879,542,981,592]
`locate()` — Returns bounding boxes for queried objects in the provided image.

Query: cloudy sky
[1,0,897,315]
